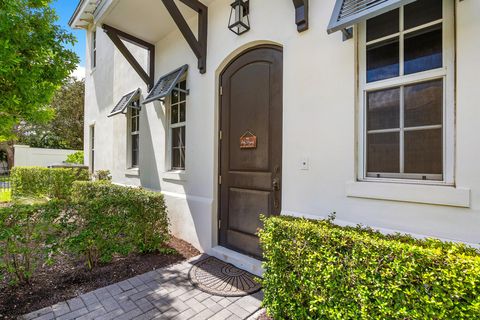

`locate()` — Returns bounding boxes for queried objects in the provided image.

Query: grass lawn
[0,189,11,203]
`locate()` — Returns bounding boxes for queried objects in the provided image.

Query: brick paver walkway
[22,255,263,320]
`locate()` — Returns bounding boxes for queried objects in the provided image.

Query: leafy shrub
[0,201,69,284]
[259,215,480,320]
[66,181,169,268]
[65,151,84,164]
[93,169,112,181]
[11,167,89,200]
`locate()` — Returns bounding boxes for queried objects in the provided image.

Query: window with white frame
[358,0,454,183]
[168,80,187,171]
[91,30,97,69]
[129,99,140,168]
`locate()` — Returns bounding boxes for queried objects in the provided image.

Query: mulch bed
[0,237,200,319]
[258,312,272,320]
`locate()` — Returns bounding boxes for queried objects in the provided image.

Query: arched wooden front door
[218,45,283,259]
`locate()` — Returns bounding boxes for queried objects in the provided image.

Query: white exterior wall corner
[84,26,116,175]
[83,0,480,252]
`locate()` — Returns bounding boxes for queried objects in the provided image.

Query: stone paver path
[22,255,263,320]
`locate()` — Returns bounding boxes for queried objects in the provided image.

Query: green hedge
[259,216,480,319]
[67,181,170,268]
[0,182,171,283]
[65,151,84,164]
[0,200,69,284]
[11,167,90,200]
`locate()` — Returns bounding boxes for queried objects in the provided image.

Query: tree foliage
[0,0,79,141]
[17,79,85,149]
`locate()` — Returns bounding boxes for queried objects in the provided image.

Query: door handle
[272,178,280,191]
[272,177,280,209]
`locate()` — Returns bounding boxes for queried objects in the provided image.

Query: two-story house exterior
[70,0,480,275]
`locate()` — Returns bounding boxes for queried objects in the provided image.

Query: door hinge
[218,219,221,230]
[219,130,223,140]
[219,86,223,96]
[218,175,222,185]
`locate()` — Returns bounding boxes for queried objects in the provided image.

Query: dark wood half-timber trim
[292,0,309,32]
[161,0,208,74]
[102,24,155,89]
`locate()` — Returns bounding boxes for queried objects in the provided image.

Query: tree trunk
[6,142,14,169]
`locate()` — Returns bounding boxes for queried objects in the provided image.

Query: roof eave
[68,0,85,27]
[69,0,102,29]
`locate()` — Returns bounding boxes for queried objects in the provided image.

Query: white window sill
[162,171,187,182]
[346,181,470,208]
[125,168,140,177]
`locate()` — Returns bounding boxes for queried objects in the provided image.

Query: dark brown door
[219,45,283,259]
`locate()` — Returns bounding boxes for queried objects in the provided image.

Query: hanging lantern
[228,0,250,35]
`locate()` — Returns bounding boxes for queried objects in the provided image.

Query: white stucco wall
[84,0,480,251]
[13,145,80,167]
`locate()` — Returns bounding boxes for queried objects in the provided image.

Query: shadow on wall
[140,101,164,191]
[93,36,115,115]
[140,97,213,252]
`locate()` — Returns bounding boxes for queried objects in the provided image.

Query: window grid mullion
[400,86,405,174]
[398,7,405,175]
[365,19,444,47]
[367,128,401,134]
[170,122,185,129]
[399,6,404,77]
[365,32,400,46]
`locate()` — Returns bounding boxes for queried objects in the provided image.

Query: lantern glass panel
[228,0,250,35]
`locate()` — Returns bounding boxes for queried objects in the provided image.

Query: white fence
[13,145,80,167]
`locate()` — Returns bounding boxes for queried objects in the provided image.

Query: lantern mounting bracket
[292,0,309,32]
[161,0,208,74]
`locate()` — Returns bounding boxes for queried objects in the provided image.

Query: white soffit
[101,0,214,44]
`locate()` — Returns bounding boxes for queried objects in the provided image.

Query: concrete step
[207,246,264,277]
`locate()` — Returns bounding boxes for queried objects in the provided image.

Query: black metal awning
[143,65,188,104]
[108,88,141,117]
[327,0,416,35]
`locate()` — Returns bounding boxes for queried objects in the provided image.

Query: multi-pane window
[130,100,140,168]
[360,0,454,182]
[91,30,97,69]
[169,80,187,170]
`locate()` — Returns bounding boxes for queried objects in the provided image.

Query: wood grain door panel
[219,45,283,259]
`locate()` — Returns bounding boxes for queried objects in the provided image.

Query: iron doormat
[189,256,261,297]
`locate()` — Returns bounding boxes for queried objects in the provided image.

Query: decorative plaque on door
[240,130,257,149]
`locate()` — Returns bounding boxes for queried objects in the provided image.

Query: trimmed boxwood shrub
[66,181,170,268]
[11,167,90,200]
[259,215,480,319]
